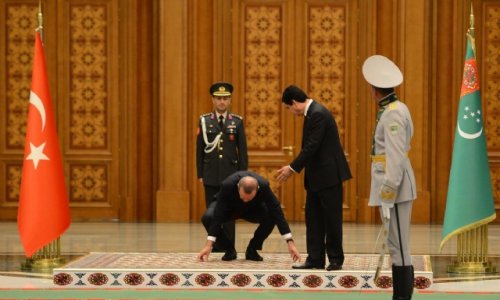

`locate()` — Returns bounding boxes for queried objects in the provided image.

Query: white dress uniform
[363,55,416,300]
[369,95,417,266]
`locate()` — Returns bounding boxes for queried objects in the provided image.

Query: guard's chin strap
[201,117,222,153]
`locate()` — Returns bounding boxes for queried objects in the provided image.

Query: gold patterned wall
[244,5,282,150]
[0,0,121,220]
[483,3,500,208]
[2,4,37,208]
[307,4,346,139]
[69,5,108,150]
[66,4,112,206]
[64,1,119,211]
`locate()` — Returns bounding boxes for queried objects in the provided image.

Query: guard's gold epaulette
[388,102,398,110]
[200,113,211,119]
[230,113,243,120]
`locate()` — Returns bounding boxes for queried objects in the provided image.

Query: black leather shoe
[221,249,237,261]
[245,247,263,261]
[326,262,342,271]
[292,262,324,269]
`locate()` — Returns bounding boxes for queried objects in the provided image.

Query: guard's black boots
[392,265,414,300]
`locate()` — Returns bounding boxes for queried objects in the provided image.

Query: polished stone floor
[0,222,499,292]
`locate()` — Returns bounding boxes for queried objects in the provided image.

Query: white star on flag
[26,142,50,169]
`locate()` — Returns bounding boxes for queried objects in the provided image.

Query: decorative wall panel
[483,3,500,212]
[5,4,36,149]
[484,4,500,151]
[69,164,108,203]
[307,5,346,138]
[0,0,122,220]
[62,1,119,214]
[69,5,108,150]
[243,6,282,150]
[1,4,37,211]
[6,164,21,204]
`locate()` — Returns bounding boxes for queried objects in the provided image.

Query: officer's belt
[371,153,408,163]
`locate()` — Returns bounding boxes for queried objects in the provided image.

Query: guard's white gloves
[378,183,396,221]
[381,201,393,220]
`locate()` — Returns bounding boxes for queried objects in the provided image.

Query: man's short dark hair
[282,85,308,105]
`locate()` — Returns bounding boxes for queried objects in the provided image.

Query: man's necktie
[219,115,224,129]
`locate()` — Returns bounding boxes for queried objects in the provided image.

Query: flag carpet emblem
[53,253,432,290]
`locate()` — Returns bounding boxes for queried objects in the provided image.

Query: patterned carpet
[53,252,433,290]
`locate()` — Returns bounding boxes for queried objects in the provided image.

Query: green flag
[440,31,496,250]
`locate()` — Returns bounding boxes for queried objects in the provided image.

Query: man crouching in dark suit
[197,171,301,263]
[276,85,352,271]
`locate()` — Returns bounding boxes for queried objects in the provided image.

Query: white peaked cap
[362,55,403,88]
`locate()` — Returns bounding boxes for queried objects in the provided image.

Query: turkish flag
[17,31,70,257]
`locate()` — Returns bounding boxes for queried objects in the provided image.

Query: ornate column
[156,0,190,221]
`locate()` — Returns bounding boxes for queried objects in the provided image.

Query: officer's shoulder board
[200,113,211,119]
[388,102,398,111]
[230,113,243,120]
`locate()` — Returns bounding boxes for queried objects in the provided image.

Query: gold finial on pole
[468,2,476,54]
[37,0,43,40]
[469,2,474,34]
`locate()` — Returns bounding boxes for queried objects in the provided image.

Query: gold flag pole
[447,3,496,274]
[21,0,65,273]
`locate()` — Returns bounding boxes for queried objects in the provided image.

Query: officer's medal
[228,122,236,141]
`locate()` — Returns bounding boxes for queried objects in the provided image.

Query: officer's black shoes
[326,262,342,271]
[245,247,263,261]
[392,265,414,300]
[221,249,237,261]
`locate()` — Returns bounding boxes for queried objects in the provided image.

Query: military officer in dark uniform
[196,82,248,256]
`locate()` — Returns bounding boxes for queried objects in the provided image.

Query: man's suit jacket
[290,101,352,192]
[207,171,291,237]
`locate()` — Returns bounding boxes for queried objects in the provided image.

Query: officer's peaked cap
[362,55,403,88]
[210,82,233,97]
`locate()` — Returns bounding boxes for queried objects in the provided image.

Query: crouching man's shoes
[221,249,237,261]
[245,247,263,261]
[326,262,342,271]
[292,262,324,269]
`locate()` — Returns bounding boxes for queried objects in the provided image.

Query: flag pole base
[447,261,497,274]
[21,238,66,273]
[21,257,66,273]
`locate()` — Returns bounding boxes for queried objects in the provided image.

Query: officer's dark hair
[282,85,308,105]
[373,86,395,96]
[238,177,259,194]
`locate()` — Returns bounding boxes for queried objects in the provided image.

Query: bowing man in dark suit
[197,171,301,263]
[277,85,352,271]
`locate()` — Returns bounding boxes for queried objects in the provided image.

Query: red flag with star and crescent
[17,31,70,257]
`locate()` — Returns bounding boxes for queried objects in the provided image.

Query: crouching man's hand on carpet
[286,239,301,262]
[197,240,213,262]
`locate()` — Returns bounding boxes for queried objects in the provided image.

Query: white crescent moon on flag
[457,122,482,139]
[29,91,46,131]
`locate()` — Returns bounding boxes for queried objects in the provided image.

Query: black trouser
[204,185,235,249]
[304,184,344,266]
[201,201,275,251]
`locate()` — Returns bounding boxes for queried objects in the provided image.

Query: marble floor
[0,222,499,292]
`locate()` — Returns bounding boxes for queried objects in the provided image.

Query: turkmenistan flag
[440,31,496,250]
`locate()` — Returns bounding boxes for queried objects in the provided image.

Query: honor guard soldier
[196,82,248,256]
[363,55,417,300]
